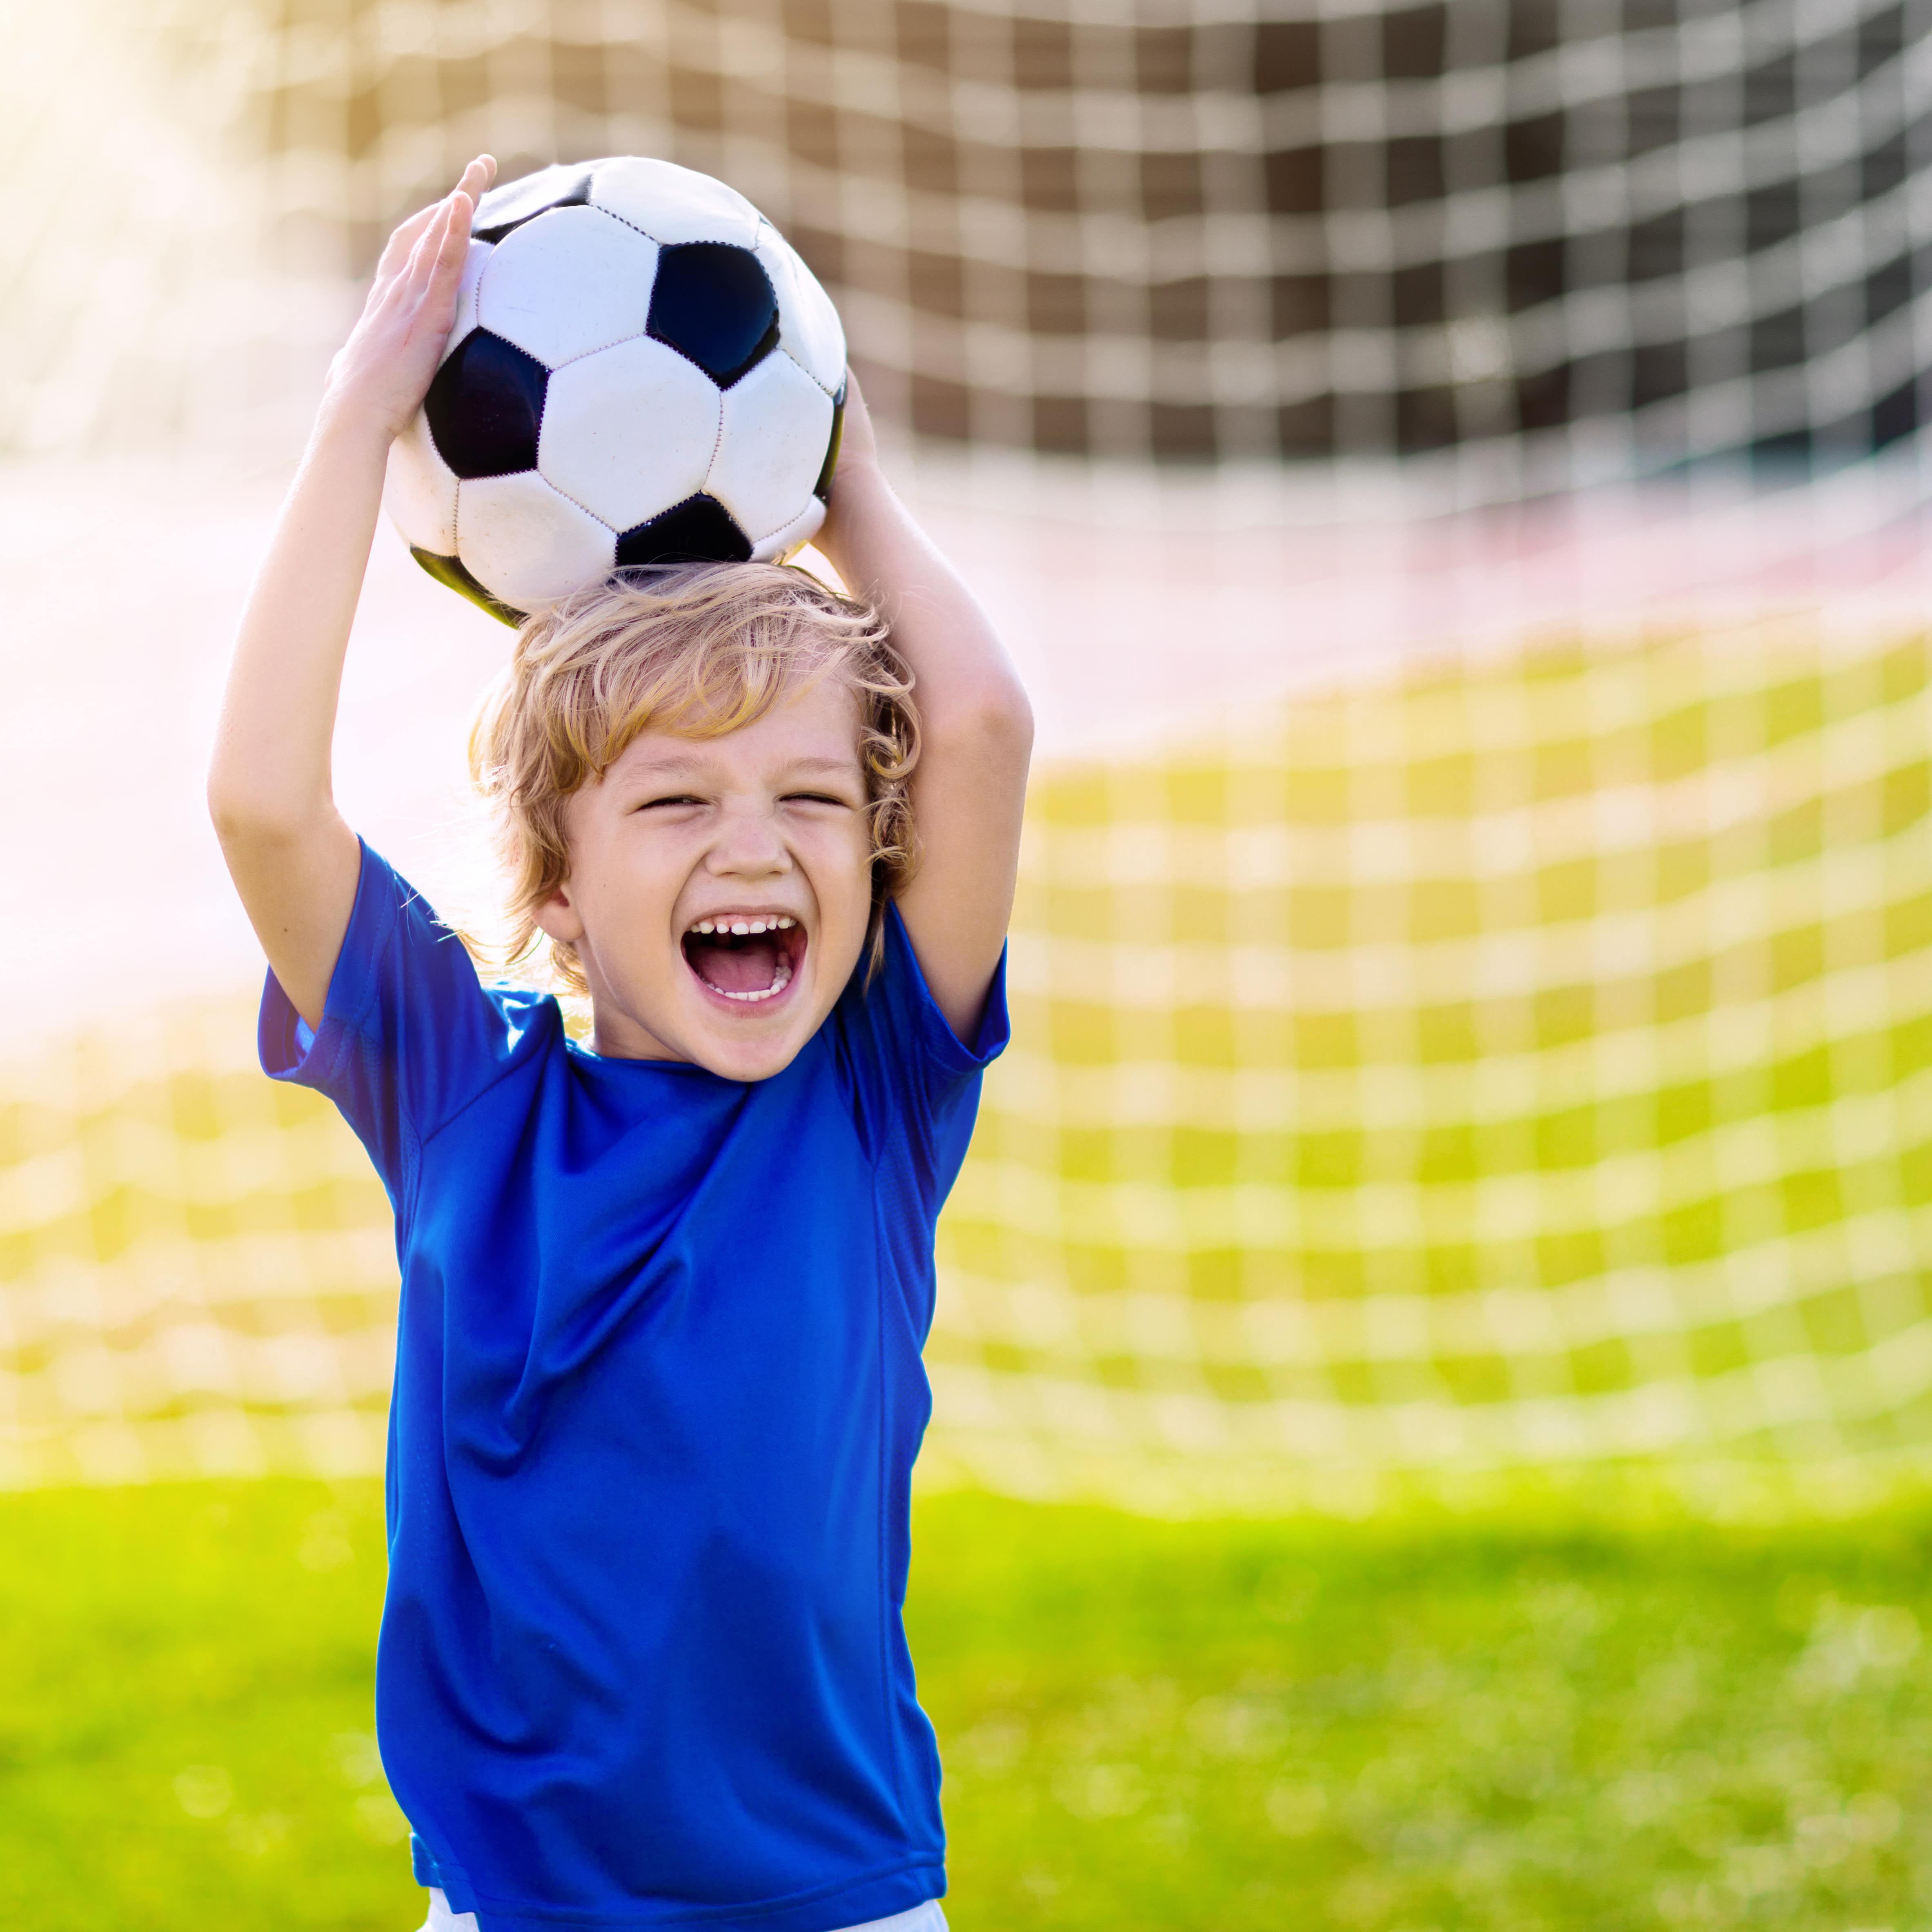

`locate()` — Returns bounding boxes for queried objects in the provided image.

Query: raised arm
[207,156,496,1029]
[812,384,1034,1039]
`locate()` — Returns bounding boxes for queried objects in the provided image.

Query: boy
[208,156,1033,1932]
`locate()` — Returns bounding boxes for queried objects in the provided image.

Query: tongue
[695,935,783,993]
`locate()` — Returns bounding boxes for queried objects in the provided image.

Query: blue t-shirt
[260,843,1008,1932]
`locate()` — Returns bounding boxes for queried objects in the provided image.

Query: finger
[377,204,462,360]
[430,194,474,293]
[392,198,453,308]
[416,199,473,327]
[385,194,447,261]
[377,205,445,307]
[841,372,875,435]
[375,198,446,283]
[456,154,496,202]
[385,157,486,281]
[417,173,481,286]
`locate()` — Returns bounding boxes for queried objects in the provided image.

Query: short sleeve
[831,902,1009,1196]
[259,841,519,1211]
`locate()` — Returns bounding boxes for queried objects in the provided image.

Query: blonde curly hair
[468,563,920,993]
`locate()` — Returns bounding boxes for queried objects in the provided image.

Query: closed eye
[635,793,706,811]
[782,791,855,808]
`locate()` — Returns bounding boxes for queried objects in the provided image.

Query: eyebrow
[616,751,861,780]
[780,757,863,779]
[620,750,710,776]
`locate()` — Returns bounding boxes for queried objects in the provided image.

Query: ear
[532,881,585,946]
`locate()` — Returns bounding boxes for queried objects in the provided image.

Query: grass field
[2,1482,1931,1930]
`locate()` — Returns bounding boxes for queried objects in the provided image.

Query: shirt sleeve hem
[884,902,1012,1077]
[257,838,398,1085]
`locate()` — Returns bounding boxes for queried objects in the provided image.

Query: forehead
[609,673,864,780]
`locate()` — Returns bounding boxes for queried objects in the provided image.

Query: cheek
[801,824,874,925]
[579,826,683,933]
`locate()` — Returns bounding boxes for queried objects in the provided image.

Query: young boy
[208,156,1033,1932]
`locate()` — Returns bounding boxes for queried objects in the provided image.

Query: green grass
[3,1483,1932,1929]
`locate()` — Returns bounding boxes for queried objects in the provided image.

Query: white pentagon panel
[385,412,459,554]
[705,351,835,543]
[456,472,616,610]
[589,156,761,250]
[441,238,494,365]
[475,207,659,369]
[538,337,723,534]
[750,499,827,565]
[753,224,846,395]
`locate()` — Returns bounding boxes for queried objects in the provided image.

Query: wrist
[829,446,887,498]
[310,387,403,465]
[819,456,895,558]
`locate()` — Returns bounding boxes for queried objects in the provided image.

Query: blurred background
[8,0,1932,1925]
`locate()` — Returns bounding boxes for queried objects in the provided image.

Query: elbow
[928,675,1034,771]
[206,771,310,855]
[1000,678,1036,756]
[988,680,1036,772]
[205,769,255,848]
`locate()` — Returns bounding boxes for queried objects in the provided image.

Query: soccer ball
[384,156,847,625]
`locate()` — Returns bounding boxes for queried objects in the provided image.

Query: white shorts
[418,1891,947,1932]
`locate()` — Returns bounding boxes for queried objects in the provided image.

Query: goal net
[3,0,1932,1510]
[9,615,1932,1512]
[7,0,1931,485]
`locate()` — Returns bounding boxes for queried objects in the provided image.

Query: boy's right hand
[212,152,497,1030]
[321,155,497,441]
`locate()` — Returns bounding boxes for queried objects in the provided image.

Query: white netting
[8,617,1932,1512]
[7,0,1932,1508]
[8,0,1932,486]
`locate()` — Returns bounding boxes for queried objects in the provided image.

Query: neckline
[561,1033,728,1077]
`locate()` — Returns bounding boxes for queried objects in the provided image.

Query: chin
[688,1028,812,1083]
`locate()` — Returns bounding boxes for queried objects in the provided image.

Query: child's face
[538,673,875,1079]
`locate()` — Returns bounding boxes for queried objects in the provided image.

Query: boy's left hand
[816,374,880,558]
[811,373,1034,1043]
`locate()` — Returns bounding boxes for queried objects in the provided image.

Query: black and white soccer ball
[384,157,847,625]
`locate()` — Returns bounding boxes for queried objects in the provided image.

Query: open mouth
[681,914,808,1007]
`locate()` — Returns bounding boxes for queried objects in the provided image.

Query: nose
[705,797,791,878]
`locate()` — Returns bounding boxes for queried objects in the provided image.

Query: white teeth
[686,915,801,938]
[717,964,794,1003]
